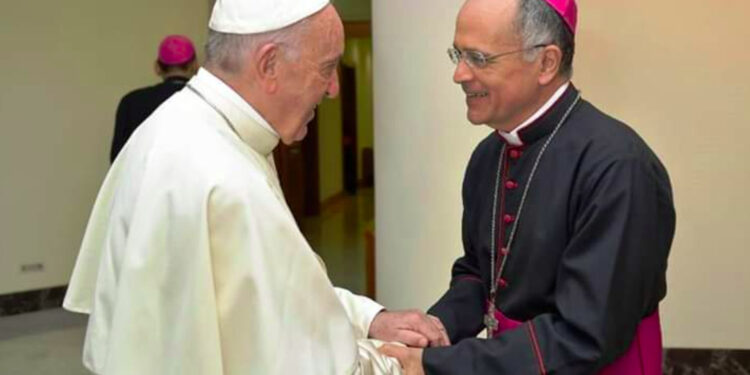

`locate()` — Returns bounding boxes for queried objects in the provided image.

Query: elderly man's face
[453,0,543,131]
[276,5,344,144]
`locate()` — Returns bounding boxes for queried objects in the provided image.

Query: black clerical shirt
[110,76,188,162]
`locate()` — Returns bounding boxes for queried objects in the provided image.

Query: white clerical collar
[194,68,278,136]
[188,68,279,156]
[498,82,570,146]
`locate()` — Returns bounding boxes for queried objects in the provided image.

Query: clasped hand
[368,309,450,348]
[369,310,449,375]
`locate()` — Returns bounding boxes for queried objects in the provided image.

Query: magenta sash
[490,308,662,374]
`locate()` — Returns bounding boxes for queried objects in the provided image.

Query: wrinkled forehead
[455,0,520,50]
[303,5,345,60]
[326,14,345,54]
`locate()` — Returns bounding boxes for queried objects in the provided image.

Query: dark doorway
[341,64,358,194]
[301,116,320,216]
[273,112,320,223]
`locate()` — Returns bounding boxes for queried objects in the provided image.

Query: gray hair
[204,18,312,74]
[515,0,575,78]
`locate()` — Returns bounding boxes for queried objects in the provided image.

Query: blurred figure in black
[110,35,198,162]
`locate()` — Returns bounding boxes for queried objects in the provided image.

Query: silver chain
[489,93,581,303]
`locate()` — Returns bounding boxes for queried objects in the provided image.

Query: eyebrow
[453,44,482,53]
[321,54,342,67]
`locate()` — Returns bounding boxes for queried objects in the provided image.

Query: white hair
[204,18,312,74]
[516,0,575,78]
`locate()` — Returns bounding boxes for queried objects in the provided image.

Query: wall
[318,94,345,202]
[374,0,750,349]
[373,0,486,313]
[348,38,375,181]
[0,0,209,295]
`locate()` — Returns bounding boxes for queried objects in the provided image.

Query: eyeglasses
[447,44,548,69]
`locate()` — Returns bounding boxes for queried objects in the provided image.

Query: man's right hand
[368,310,451,348]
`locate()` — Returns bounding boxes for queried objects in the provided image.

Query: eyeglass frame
[447,44,549,69]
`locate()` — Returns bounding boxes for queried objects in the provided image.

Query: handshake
[368,309,451,374]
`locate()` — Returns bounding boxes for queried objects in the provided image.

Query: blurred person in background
[109,34,198,162]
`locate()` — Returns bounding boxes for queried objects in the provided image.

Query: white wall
[318,95,345,202]
[373,0,485,310]
[0,0,209,295]
[374,0,750,349]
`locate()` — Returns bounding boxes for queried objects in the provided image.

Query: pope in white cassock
[62,0,450,374]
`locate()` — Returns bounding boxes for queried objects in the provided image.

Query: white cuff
[334,287,385,339]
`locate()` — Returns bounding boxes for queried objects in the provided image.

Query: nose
[326,70,340,98]
[452,59,473,84]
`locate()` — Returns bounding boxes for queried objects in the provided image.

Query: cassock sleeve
[423,155,675,374]
[334,287,384,339]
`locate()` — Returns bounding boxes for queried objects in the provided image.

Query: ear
[538,45,563,85]
[254,43,282,94]
[154,60,164,77]
[188,59,199,76]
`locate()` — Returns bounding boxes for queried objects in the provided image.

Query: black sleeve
[427,149,488,343]
[423,156,675,374]
[110,97,131,163]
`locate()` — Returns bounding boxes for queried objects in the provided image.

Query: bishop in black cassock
[379,0,676,373]
[423,84,675,374]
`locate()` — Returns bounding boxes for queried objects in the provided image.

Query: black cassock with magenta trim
[423,85,675,375]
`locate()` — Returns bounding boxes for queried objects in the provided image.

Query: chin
[293,124,308,142]
[466,112,488,126]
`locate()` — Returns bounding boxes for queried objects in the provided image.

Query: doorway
[340,64,358,195]
[273,113,321,224]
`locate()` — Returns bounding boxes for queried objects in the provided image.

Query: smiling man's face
[453,0,543,131]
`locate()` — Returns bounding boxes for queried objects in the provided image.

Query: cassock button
[499,278,509,288]
[503,214,515,224]
[509,149,522,159]
[500,247,509,256]
[505,180,518,190]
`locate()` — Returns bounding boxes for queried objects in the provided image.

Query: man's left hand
[379,344,425,375]
[369,310,450,348]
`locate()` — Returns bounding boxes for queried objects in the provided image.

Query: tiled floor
[302,188,374,296]
[0,188,374,375]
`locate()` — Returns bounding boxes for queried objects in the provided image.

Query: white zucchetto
[209,0,330,34]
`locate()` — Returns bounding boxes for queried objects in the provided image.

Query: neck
[205,66,281,134]
[161,71,189,80]
[493,77,568,132]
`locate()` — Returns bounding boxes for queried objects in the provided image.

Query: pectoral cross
[484,304,498,338]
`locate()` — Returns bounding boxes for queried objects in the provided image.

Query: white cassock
[63,68,402,375]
